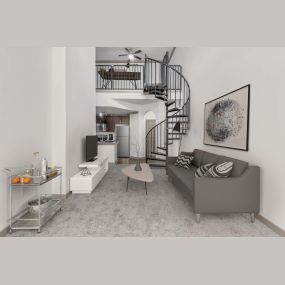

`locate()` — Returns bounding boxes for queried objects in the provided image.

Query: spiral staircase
[144,57,191,167]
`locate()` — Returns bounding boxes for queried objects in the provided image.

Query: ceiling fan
[118,48,143,65]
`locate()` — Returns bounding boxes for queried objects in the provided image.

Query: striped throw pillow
[195,163,213,177]
[175,154,194,169]
[207,162,233,178]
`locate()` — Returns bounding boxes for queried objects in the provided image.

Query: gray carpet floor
[7,164,278,237]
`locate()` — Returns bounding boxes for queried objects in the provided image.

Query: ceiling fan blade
[134,55,142,60]
[134,50,142,54]
[125,48,130,53]
[118,54,128,56]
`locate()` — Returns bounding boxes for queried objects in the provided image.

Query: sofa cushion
[201,152,220,165]
[193,150,248,177]
[168,164,196,193]
[192,149,205,167]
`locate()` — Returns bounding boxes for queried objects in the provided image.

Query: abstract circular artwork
[206,99,243,142]
[204,85,250,150]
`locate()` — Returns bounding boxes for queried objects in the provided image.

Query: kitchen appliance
[108,133,114,141]
[86,135,98,162]
[116,125,130,157]
[96,123,107,132]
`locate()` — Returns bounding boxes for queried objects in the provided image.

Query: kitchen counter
[97,142,118,163]
[98,141,119,145]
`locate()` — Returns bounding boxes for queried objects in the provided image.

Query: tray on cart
[11,199,62,231]
[10,167,62,187]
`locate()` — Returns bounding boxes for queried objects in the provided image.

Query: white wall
[0,47,53,231]
[96,91,166,157]
[66,47,96,190]
[51,47,67,194]
[139,103,166,157]
[0,47,96,231]
[172,47,285,230]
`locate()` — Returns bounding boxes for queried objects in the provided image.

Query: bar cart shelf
[4,166,63,234]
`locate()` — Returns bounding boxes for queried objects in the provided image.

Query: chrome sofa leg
[195,214,200,224]
[250,213,255,223]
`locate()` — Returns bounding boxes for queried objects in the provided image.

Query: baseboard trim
[256,214,285,237]
[0,226,9,237]
[130,156,145,161]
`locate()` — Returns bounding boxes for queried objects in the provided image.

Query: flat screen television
[86,135,98,162]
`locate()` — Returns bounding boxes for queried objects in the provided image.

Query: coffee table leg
[126,177,129,191]
[145,182,147,195]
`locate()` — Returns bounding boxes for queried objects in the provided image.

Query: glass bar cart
[4,166,62,234]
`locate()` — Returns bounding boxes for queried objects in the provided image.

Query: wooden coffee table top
[121,163,154,183]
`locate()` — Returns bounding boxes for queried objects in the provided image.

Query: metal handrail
[145,57,191,165]
[96,64,144,90]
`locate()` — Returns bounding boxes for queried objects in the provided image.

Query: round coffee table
[121,163,154,195]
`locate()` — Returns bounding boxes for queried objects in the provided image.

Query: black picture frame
[203,84,250,151]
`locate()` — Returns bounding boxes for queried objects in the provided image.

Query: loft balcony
[96,64,144,91]
[96,62,182,92]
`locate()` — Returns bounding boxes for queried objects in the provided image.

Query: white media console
[70,156,108,194]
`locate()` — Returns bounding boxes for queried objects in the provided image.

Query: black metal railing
[96,64,144,90]
[143,59,182,93]
[96,63,182,91]
[145,57,190,166]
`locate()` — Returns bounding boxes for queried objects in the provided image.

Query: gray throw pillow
[207,162,233,178]
[195,163,213,177]
[175,154,194,169]
[195,162,233,178]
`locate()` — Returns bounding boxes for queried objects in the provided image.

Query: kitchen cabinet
[106,116,129,132]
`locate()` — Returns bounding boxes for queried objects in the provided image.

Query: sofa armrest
[193,166,260,214]
[166,156,177,165]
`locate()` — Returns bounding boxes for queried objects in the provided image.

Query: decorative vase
[134,160,142,171]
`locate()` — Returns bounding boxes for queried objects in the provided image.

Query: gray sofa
[167,149,260,223]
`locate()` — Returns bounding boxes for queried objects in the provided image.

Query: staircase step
[165,100,176,107]
[157,146,167,151]
[151,91,166,96]
[167,114,188,118]
[168,120,189,124]
[168,132,186,135]
[168,107,181,112]
[155,95,168,101]
[149,163,166,168]
[167,127,188,131]
[151,151,167,156]
[147,157,166,162]
[168,137,181,140]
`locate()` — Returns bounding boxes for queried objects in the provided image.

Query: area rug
[7,164,278,237]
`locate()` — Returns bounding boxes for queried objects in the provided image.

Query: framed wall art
[204,84,250,151]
